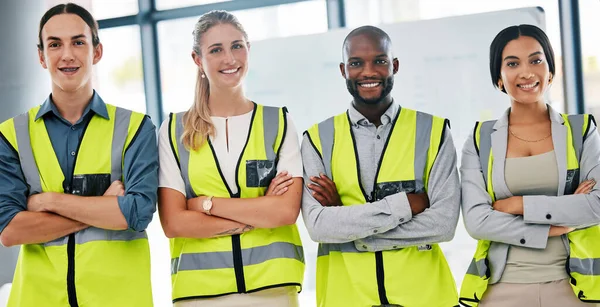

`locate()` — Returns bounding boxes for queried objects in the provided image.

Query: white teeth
[359,82,380,88]
[518,82,539,89]
[222,68,238,74]
[61,68,78,72]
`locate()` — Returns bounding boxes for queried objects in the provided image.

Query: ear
[549,72,553,83]
[339,62,346,78]
[497,79,503,90]
[92,43,103,65]
[392,58,399,74]
[38,48,48,69]
[246,41,251,51]
[192,51,203,69]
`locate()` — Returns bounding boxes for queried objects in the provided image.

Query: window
[95,26,146,113]
[580,0,600,119]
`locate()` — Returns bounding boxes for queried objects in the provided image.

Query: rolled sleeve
[0,135,28,235]
[118,118,158,231]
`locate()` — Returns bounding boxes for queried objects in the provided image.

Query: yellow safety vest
[305,107,458,307]
[0,104,152,307]
[168,103,304,302]
[459,114,600,306]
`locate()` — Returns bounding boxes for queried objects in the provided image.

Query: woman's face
[498,35,552,106]
[194,23,249,90]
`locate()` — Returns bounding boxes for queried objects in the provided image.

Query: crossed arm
[0,121,159,247]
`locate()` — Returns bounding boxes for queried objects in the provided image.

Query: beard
[346,76,394,105]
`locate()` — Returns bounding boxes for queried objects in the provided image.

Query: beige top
[500,150,568,283]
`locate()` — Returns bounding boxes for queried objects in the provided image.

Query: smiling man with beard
[301,26,461,307]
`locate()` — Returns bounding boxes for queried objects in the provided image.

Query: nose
[224,49,236,65]
[360,62,377,79]
[61,44,75,63]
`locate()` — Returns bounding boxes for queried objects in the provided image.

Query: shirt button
[70,151,76,156]
[377,135,381,139]
[399,218,404,222]
[393,246,398,249]
[520,238,526,244]
[373,229,378,233]
[546,214,552,220]
[71,126,76,131]
[362,245,367,249]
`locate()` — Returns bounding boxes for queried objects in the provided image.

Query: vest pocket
[70,174,111,196]
[246,160,276,188]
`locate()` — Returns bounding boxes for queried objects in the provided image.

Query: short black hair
[342,25,392,59]
[38,3,100,50]
[489,24,555,93]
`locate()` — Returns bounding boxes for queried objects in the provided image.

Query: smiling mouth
[59,67,79,73]
[221,67,240,74]
[517,81,539,89]
[358,82,381,88]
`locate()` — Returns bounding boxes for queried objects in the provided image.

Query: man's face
[340,34,398,105]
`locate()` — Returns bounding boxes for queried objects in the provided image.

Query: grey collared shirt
[301,101,460,252]
[0,91,158,233]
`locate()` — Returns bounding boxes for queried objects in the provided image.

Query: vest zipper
[231,234,246,293]
[67,233,79,307]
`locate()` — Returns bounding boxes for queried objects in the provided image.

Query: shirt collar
[347,99,400,127]
[35,90,109,122]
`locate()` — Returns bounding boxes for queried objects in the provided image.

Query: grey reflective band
[44,227,147,247]
[477,121,496,186]
[317,242,362,256]
[465,258,488,278]
[111,107,132,182]
[568,114,584,161]
[14,113,42,195]
[570,257,600,276]
[171,257,180,275]
[176,107,283,199]
[414,111,433,193]
[262,106,279,161]
[174,112,197,199]
[174,242,304,273]
[317,117,335,179]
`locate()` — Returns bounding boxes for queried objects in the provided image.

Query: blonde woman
[157,10,304,307]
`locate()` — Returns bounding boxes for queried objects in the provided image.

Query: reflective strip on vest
[172,242,304,274]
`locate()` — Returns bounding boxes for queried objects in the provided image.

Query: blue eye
[210,47,222,54]
[232,43,243,49]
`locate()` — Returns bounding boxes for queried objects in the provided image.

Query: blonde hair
[182,10,249,150]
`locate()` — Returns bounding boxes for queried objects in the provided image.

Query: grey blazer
[460,104,600,283]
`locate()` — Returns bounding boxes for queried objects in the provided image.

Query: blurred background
[0,0,599,306]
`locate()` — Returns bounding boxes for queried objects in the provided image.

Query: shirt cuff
[519,223,550,249]
[386,192,413,225]
[523,195,551,224]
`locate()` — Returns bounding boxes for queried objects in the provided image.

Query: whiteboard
[245,7,545,149]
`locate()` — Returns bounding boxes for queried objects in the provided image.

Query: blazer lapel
[491,109,513,199]
[549,105,568,196]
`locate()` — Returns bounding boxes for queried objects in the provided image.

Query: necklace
[509,128,552,143]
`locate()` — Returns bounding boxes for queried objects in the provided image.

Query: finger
[274,186,289,196]
[308,183,334,204]
[310,176,335,197]
[319,173,337,191]
[272,173,292,187]
[311,191,328,205]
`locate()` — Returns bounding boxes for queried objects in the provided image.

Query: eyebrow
[46,34,87,41]
[503,51,543,61]
[208,40,244,49]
